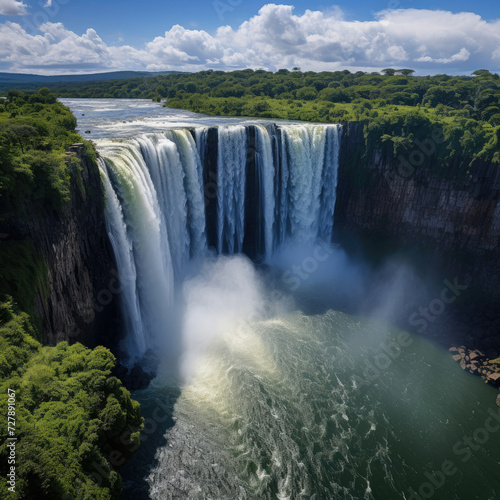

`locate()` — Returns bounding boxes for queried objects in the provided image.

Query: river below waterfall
[64,99,500,500]
[138,305,500,500]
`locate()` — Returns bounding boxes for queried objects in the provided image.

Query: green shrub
[0,300,143,500]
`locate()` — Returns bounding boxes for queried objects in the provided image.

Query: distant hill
[0,70,180,84]
[0,71,183,94]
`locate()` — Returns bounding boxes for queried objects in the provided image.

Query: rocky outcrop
[1,144,119,347]
[449,346,500,409]
[450,346,500,406]
[335,122,500,299]
[449,346,500,387]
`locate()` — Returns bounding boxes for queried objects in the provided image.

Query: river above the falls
[61,98,296,138]
[64,99,500,500]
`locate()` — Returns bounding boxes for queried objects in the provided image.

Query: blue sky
[8,0,500,45]
[0,0,499,74]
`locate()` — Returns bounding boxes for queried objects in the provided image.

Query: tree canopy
[0,89,83,215]
[0,299,143,499]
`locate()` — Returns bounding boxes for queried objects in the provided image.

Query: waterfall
[100,165,146,354]
[319,126,341,241]
[281,125,327,242]
[255,125,276,260]
[97,123,342,358]
[217,126,247,254]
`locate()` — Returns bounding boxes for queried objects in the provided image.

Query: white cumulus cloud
[0,0,27,16]
[0,5,499,74]
[416,48,471,64]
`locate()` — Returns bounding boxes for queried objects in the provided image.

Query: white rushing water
[97,123,342,359]
[217,125,247,254]
[255,125,276,259]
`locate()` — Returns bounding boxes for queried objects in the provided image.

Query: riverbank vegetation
[0,299,143,499]
[161,68,500,166]
[0,92,144,499]
[0,89,83,215]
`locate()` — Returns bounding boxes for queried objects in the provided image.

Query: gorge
[2,95,499,499]
[70,100,499,499]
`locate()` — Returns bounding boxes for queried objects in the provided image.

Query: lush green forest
[0,301,142,499]
[0,89,88,215]
[0,91,143,499]
[158,68,500,168]
[161,68,500,124]
[6,68,499,124]
[5,68,498,170]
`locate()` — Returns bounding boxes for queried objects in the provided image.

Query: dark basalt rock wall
[335,122,500,299]
[1,144,119,346]
[200,125,264,260]
[202,127,219,251]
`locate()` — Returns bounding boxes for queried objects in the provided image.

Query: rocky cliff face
[335,122,500,299]
[1,144,118,346]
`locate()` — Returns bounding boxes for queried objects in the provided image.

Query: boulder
[468,350,483,360]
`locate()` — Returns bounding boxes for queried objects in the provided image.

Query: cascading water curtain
[216,125,247,254]
[97,131,206,359]
[97,124,341,358]
[255,124,276,260]
[279,124,341,245]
